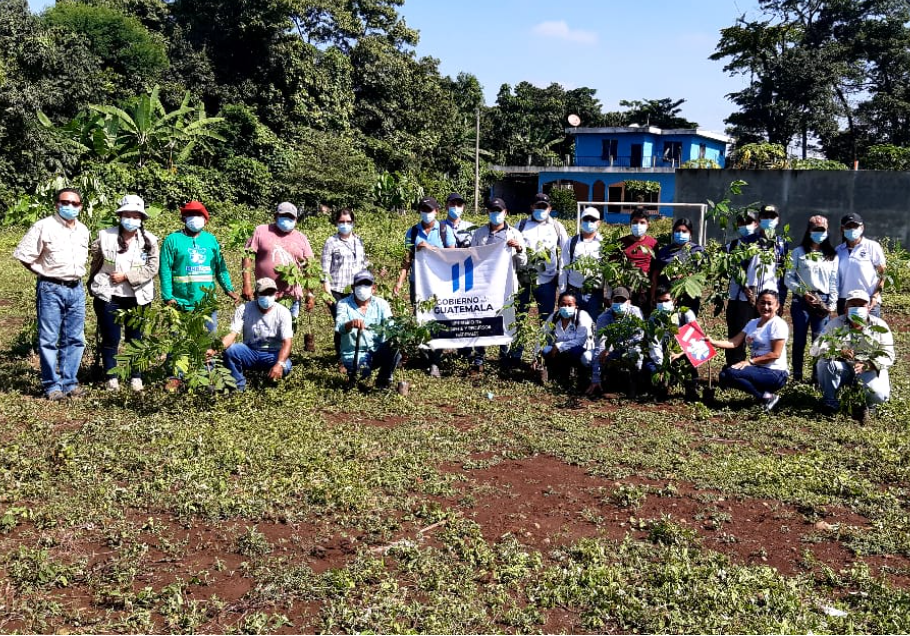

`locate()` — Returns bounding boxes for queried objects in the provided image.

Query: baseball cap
[255,277,278,294]
[581,207,601,220]
[808,214,828,229]
[418,196,439,211]
[488,197,507,211]
[180,200,210,221]
[737,210,759,224]
[759,204,779,218]
[352,270,374,286]
[841,213,864,226]
[845,289,870,303]
[116,194,148,219]
[612,286,631,302]
[276,201,298,218]
[533,192,550,207]
[446,193,465,204]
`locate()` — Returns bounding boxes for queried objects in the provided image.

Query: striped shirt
[321,233,368,293]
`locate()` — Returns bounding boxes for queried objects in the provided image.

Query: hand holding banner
[674,320,717,368]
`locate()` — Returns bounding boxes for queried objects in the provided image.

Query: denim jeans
[568,286,603,323]
[222,343,291,390]
[816,360,890,409]
[93,296,142,379]
[719,365,788,400]
[790,295,830,380]
[343,341,401,383]
[511,277,559,360]
[36,279,86,395]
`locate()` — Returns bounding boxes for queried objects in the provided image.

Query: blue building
[491,125,732,222]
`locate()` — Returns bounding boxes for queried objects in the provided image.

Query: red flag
[675,320,717,368]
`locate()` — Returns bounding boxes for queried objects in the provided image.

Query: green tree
[618,98,699,128]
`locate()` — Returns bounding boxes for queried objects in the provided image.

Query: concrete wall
[674,169,910,245]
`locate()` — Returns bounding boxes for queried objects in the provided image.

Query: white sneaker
[130,378,144,392]
[106,378,120,391]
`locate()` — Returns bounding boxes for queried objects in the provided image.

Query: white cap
[845,289,870,303]
[581,206,601,220]
[116,194,148,218]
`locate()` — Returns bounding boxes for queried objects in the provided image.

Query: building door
[630,144,643,168]
[607,183,624,213]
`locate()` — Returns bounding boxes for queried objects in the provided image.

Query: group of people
[13,188,895,418]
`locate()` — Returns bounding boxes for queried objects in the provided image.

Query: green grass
[0,214,908,633]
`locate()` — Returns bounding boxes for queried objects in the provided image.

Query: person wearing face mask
[470,198,527,374]
[516,192,569,320]
[559,207,605,320]
[722,210,762,367]
[643,285,698,401]
[159,200,239,331]
[241,202,315,322]
[335,270,400,389]
[321,208,370,356]
[707,289,789,412]
[442,193,476,248]
[835,213,886,317]
[784,215,839,382]
[753,204,790,307]
[533,291,595,388]
[649,217,705,315]
[14,188,91,401]
[586,287,645,397]
[218,277,293,391]
[88,195,159,392]
[394,196,456,305]
[618,208,658,311]
[810,289,893,421]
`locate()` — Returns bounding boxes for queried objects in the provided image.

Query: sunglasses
[58,199,82,207]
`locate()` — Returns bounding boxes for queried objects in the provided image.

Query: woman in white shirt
[784,215,838,382]
[89,195,159,392]
[708,289,789,411]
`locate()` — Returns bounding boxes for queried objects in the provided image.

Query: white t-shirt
[836,237,885,298]
[742,315,789,372]
[230,302,293,351]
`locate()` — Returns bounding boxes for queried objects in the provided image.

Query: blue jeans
[790,296,830,380]
[36,279,86,395]
[816,360,890,409]
[511,277,558,359]
[222,344,291,390]
[568,287,603,322]
[343,341,401,383]
[719,365,788,400]
[93,296,142,379]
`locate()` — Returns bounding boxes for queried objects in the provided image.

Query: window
[601,139,618,161]
[663,142,682,163]
[699,143,707,159]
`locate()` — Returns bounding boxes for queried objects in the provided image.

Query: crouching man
[534,290,594,387]
[220,277,293,391]
[335,270,401,389]
[810,289,894,421]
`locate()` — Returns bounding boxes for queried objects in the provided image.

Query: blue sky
[27,0,761,131]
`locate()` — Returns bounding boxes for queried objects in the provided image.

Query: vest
[90,227,156,305]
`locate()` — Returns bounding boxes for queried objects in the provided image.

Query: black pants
[328,290,348,356]
[725,299,757,367]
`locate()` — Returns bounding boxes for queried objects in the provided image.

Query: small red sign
[675,320,717,368]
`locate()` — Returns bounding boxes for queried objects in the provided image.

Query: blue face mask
[558,306,576,319]
[847,306,868,322]
[760,218,778,231]
[673,231,690,245]
[489,211,505,225]
[844,227,863,242]
[447,206,463,219]
[120,217,142,232]
[257,295,275,310]
[532,208,549,222]
[337,222,353,235]
[420,211,436,224]
[631,222,647,238]
[810,231,828,244]
[185,216,205,233]
[581,220,598,234]
[612,302,627,314]
[276,217,296,233]
[657,300,674,312]
[738,224,756,238]
[58,204,80,221]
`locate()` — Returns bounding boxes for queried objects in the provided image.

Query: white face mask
[354,285,373,302]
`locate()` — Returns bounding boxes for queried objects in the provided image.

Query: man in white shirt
[517,192,569,320]
[559,207,605,320]
[835,213,885,317]
[811,289,893,421]
[14,188,91,400]
[534,290,595,387]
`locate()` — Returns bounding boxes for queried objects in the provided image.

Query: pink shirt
[245,224,314,299]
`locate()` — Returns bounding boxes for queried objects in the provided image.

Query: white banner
[414,243,516,349]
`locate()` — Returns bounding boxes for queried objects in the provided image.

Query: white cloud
[531,20,598,45]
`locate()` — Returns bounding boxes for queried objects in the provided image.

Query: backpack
[407,222,450,259]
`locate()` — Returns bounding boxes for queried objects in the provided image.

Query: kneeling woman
[708,289,789,411]
[89,195,159,391]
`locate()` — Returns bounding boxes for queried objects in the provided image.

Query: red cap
[179,200,209,221]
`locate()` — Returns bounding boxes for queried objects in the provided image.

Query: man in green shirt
[159,201,239,331]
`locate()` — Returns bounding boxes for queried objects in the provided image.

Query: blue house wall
[538,170,678,223]
[573,130,727,168]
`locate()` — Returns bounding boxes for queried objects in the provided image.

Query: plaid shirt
[321,233,368,292]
